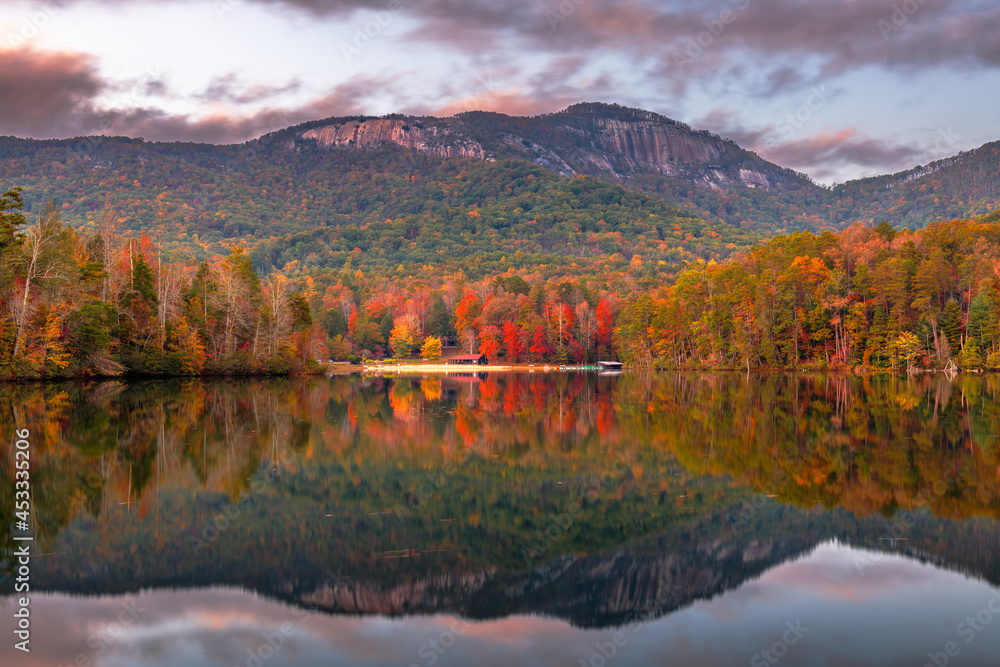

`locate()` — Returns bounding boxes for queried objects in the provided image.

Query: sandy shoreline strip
[362,364,549,373]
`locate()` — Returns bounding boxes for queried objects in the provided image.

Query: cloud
[695,106,773,148]
[105,76,387,143]
[693,105,936,182]
[0,45,588,143]
[0,47,390,143]
[756,128,927,182]
[334,0,1000,78]
[66,0,999,69]
[424,58,616,118]
[46,0,1000,87]
[0,48,104,138]
[430,89,566,118]
[199,0,996,132]
[196,74,302,105]
[760,66,809,96]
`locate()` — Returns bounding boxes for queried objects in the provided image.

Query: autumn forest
[3,173,1000,378]
[2,119,1000,379]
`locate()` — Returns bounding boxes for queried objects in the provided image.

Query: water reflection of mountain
[24,496,1000,629]
[1,373,998,628]
[296,506,1000,627]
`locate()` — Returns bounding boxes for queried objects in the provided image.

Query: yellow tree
[25,306,71,375]
[390,324,415,358]
[169,316,206,373]
[420,335,443,360]
[211,246,260,355]
[889,332,922,372]
[260,273,292,359]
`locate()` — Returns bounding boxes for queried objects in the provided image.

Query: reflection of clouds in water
[706,538,943,615]
[5,545,1000,667]
[685,542,1000,667]
[754,540,950,602]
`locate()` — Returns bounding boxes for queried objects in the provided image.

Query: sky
[1,0,999,184]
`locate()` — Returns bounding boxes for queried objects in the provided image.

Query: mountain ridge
[263,101,1000,230]
[269,102,815,194]
[0,101,998,269]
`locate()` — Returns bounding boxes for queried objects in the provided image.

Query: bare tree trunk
[12,271,33,358]
[12,218,44,357]
[930,317,941,361]
[12,208,70,358]
[157,236,165,348]
[253,313,262,360]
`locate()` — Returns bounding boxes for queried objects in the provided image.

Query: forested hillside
[0,136,754,269]
[247,159,749,279]
[2,103,1000,376]
[3,168,1000,376]
[2,104,1000,260]
[616,212,1000,370]
[830,140,1000,228]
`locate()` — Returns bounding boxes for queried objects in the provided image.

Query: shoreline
[2,364,977,382]
[358,363,613,373]
[364,363,522,373]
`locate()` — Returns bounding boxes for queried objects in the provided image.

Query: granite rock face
[302,119,487,161]
[295,103,807,192]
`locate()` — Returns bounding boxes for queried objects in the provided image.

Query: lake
[2,372,999,667]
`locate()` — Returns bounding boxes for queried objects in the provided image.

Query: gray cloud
[196,73,302,105]
[693,106,934,183]
[0,47,389,143]
[419,58,621,118]
[296,0,1000,76]
[0,48,104,138]
[695,106,773,148]
[759,129,926,182]
[62,0,999,73]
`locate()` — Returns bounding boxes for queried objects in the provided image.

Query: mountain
[281,102,814,193]
[0,129,760,278]
[1,102,999,277]
[279,103,1000,234]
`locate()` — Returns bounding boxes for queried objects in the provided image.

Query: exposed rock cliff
[301,118,487,161]
[292,103,808,192]
[300,570,492,614]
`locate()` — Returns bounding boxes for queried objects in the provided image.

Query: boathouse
[448,354,488,366]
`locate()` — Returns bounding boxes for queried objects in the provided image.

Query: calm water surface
[1,373,998,667]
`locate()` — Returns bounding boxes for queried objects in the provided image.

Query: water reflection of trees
[1,372,997,562]
[620,373,999,520]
